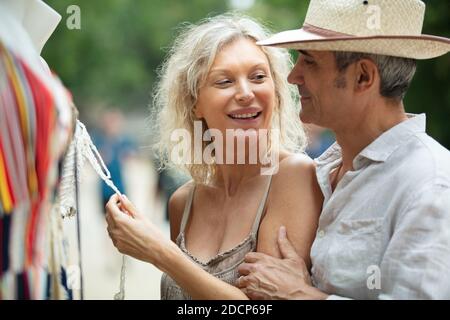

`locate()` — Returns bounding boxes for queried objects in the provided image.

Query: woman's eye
[253,73,267,81]
[304,59,315,65]
[215,79,232,86]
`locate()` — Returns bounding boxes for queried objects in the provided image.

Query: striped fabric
[0,41,74,300]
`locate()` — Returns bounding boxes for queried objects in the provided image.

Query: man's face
[288,50,353,130]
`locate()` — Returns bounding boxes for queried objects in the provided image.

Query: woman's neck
[214,163,263,197]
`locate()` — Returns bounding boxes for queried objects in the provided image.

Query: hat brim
[257,28,450,60]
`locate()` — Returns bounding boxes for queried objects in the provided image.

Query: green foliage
[42,0,450,147]
[403,1,450,147]
[43,0,228,110]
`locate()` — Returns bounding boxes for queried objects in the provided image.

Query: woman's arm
[257,153,323,269]
[105,192,248,299]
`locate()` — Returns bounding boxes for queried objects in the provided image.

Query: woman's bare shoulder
[257,153,322,263]
[267,153,321,215]
[278,152,316,176]
[270,153,317,194]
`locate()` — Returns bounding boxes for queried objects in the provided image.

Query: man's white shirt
[312,114,450,299]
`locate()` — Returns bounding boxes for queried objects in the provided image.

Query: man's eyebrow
[299,50,314,58]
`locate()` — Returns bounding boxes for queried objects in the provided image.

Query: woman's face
[194,37,276,134]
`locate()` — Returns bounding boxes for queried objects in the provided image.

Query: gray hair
[333,52,417,101]
[152,13,306,184]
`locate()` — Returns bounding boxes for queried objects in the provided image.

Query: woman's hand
[106,194,249,300]
[105,194,175,267]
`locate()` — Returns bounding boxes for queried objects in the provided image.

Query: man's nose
[287,59,304,85]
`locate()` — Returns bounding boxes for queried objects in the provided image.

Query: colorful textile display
[0,0,127,300]
[0,0,78,300]
[0,40,75,299]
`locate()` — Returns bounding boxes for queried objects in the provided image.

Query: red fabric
[21,58,55,266]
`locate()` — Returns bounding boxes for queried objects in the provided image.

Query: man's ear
[354,59,378,93]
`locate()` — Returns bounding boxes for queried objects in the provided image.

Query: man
[237,0,450,299]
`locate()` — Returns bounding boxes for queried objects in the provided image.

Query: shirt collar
[315,113,426,170]
[358,113,426,163]
[315,142,341,167]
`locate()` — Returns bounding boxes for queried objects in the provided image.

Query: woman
[105,13,322,299]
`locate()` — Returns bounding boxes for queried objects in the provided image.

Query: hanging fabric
[58,120,127,300]
[0,40,75,300]
[0,0,127,299]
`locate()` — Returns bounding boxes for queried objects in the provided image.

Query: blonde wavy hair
[152,13,306,184]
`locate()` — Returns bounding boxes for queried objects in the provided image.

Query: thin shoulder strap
[250,174,273,234]
[179,183,196,234]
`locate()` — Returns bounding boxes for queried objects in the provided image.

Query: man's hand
[237,226,329,300]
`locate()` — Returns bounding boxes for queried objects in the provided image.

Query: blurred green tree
[43,0,228,111]
[42,0,450,147]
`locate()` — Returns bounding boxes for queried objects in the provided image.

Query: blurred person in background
[304,124,334,159]
[152,157,189,221]
[92,109,137,209]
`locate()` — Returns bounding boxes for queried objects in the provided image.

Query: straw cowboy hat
[258,0,450,59]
